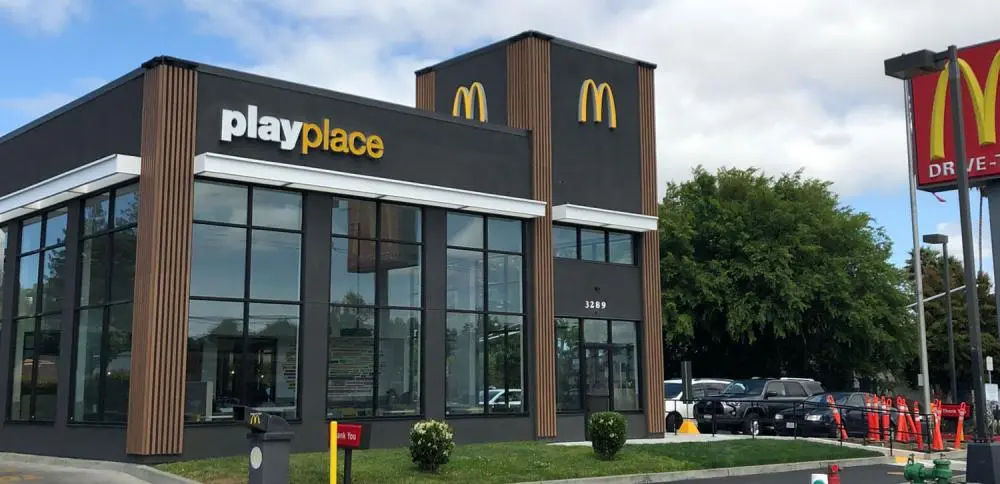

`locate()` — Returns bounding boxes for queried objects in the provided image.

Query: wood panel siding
[416,72,435,111]
[507,37,556,439]
[638,65,665,434]
[126,62,197,456]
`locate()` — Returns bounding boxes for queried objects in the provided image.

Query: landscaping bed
[156,439,878,484]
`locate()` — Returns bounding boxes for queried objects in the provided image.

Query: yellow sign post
[329,421,338,484]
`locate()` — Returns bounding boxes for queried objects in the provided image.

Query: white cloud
[176,0,1000,200]
[0,77,107,123]
[933,221,993,275]
[0,0,86,34]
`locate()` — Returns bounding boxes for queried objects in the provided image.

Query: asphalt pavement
[0,461,150,483]
[668,464,965,484]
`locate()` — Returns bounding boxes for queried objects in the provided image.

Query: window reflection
[553,225,635,265]
[555,318,641,413]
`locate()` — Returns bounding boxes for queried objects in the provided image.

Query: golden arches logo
[249,413,262,426]
[452,82,488,122]
[578,79,617,129]
[929,51,1000,161]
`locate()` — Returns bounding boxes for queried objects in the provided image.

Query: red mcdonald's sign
[911,38,1000,190]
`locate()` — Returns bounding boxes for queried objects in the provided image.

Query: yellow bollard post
[330,421,338,484]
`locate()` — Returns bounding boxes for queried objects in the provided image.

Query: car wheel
[666,413,682,432]
[743,414,761,436]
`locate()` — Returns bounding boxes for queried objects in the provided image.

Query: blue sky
[1,0,998,288]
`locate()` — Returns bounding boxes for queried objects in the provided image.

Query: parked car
[663,378,731,431]
[693,377,826,436]
[774,391,874,438]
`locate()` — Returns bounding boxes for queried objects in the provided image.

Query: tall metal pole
[943,243,958,403]
[903,79,933,417]
[948,44,989,440]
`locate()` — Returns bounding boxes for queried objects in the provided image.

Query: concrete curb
[0,453,201,484]
[514,456,895,484]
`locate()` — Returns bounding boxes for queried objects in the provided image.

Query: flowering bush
[588,411,627,460]
[409,419,455,472]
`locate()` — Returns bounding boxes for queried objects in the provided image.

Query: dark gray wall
[550,44,643,213]
[432,46,508,126]
[555,414,650,442]
[0,75,143,198]
[553,259,642,321]
[195,71,532,198]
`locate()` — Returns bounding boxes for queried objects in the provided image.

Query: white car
[664,378,731,432]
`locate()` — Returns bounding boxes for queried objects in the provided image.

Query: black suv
[693,377,825,436]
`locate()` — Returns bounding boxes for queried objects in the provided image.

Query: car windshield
[802,392,850,405]
[720,380,766,395]
[664,382,683,399]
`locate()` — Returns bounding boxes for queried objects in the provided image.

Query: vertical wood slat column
[638,65,665,434]
[416,72,435,111]
[126,62,197,456]
[507,37,556,439]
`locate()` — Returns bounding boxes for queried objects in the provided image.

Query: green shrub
[408,419,455,472]
[588,411,627,460]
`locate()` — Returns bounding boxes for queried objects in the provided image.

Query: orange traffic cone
[912,401,924,449]
[955,402,967,450]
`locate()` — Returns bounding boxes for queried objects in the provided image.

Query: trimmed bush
[408,419,455,472]
[588,411,627,460]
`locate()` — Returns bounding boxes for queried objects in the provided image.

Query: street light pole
[943,242,958,403]
[947,44,989,440]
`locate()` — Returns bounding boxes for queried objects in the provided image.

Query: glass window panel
[41,247,67,313]
[33,314,61,421]
[446,249,484,311]
[72,308,104,422]
[185,300,245,422]
[193,181,248,225]
[251,188,301,230]
[580,229,606,262]
[79,237,108,307]
[0,226,5,317]
[380,204,421,243]
[10,318,34,420]
[487,253,522,313]
[17,254,38,317]
[584,319,608,344]
[190,225,247,298]
[327,306,376,418]
[447,212,483,249]
[250,230,301,301]
[332,198,376,239]
[488,218,522,253]
[382,243,421,308]
[611,321,639,411]
[486,315,523,414]
[553,226,577,259]
[555,318,582,411]
[110,227,137,301]
[44,208,68,248]
[83,193,111,235]
[608,232,634,264]
[113,184,139,227]
[331,237,375,305]
[248,303,300,420]
[21,217,42,254]
[445,312,484,415]
[378,309,421,416]
[103,303,133,422]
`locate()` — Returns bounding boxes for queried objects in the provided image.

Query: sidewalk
[0,453,198,484]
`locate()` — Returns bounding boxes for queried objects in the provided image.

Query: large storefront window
[0,226,6,323]
[186,180,302,422]
[555,318,641,412]
[71,183,138,423]
[327,198,422,418]
[10,207,69,421]
[445,213,525,415]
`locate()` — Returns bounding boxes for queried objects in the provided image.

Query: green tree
[660,166,916,390]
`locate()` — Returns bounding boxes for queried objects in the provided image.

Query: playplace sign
[220,104,385,159]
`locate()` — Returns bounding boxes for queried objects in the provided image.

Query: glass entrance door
[584,344,611,440]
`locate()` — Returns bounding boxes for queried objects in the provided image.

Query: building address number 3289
[584,300,607,310]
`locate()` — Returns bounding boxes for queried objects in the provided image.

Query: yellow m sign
[929,50,1000,160]
[452,82,488,122]
[249,413,262,426]
[578,79,617,129]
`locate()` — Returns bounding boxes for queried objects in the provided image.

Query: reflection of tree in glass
[486,316,521,395]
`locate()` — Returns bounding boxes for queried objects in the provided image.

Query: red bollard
[828,463,840,484]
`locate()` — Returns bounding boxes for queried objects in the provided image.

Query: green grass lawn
[156,439,878,484]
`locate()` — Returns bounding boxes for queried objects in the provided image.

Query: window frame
[551,223,636,265]
[445,210,528,418]
[186,177,306,424]
[554,317,644,414]
[69,182,139,425]
[326,195,425,420]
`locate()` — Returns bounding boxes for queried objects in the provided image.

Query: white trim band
[193,152,547,219]
[551,203,657,232]
[0,154,142,223]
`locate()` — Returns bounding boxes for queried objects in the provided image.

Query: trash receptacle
[233,405,294,484]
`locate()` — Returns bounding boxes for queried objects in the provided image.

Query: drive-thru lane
[0,462,149,483]
[668,464,964,484]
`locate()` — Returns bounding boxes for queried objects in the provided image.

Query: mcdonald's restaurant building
[0,31,664,462]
